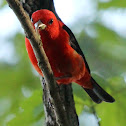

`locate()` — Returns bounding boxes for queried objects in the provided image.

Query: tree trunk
[21,0,79,125]
[41,77,79,126]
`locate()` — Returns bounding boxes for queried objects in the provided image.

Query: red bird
[25,9,115,103]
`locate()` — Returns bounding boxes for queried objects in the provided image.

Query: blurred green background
[0,0,126,126]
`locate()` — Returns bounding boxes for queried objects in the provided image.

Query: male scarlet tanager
[25,9,115,103]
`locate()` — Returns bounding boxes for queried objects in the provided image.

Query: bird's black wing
[62,25,115,104]
[62,25,90,73]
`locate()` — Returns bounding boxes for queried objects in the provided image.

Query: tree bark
[41,77,79,126]
[6,0,79,126]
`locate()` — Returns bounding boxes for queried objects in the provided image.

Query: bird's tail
[83,77,115,104]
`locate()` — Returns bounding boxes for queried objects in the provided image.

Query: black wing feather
[62,25,115,104]
[62,25,90,73]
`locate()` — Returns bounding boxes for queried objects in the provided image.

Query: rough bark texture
[41,77,79,126]
[22,0,79,125]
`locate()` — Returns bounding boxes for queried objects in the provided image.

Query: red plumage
[25,9,115,103]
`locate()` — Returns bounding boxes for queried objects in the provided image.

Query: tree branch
[6,0,69,125]
[6,0,79,125]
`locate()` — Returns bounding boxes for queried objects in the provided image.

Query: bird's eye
[48,19,53,25]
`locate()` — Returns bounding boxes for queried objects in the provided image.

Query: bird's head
[31,9,59,39]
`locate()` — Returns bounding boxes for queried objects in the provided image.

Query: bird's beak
[34,20,46,31]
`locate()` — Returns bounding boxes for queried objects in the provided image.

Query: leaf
[74,95,85,115]
[7,90,44,126]
[98,0,126,9]
[0,0,7,8]
[95,75,126,126]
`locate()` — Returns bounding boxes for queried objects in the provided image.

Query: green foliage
[0,18,41,126]
[8,90,44,126]
[0,0,7,8]
[98,0,126,9]
[74,95,85,115]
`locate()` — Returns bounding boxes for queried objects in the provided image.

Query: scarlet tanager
[25,9,115,103]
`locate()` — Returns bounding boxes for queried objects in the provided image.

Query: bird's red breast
[25,9,93,89]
